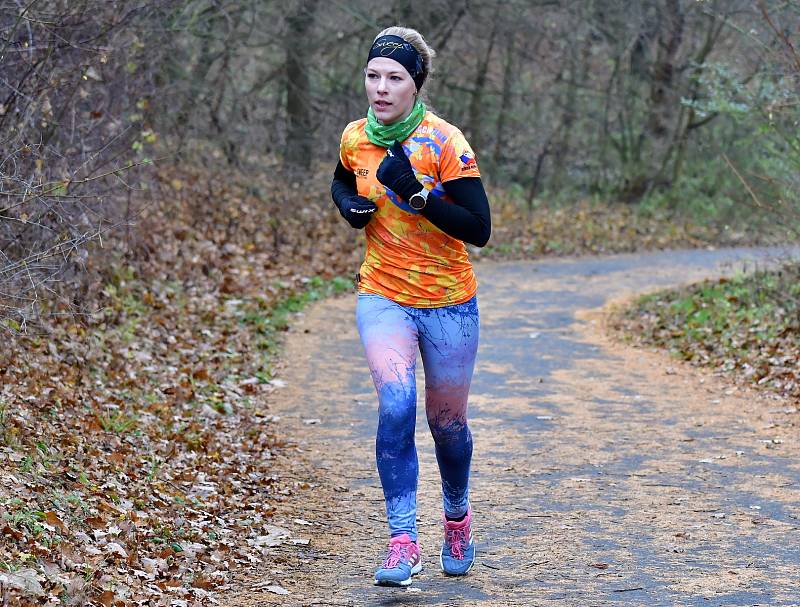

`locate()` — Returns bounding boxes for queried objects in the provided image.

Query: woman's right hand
[339,195,378,229]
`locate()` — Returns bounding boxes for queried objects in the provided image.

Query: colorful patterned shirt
[339,111,481,307]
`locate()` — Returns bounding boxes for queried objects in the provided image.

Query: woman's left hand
[376,141,423,201]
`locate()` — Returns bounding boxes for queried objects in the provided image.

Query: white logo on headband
[374,40,407,56]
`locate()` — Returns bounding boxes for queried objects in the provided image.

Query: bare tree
[284,0,319,172]
[0,0,174,330]
[1,0,795,331]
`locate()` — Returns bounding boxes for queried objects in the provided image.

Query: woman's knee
[427,412,470,445]
[377,385,416,442]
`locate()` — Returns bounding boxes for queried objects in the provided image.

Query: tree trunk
[465,19,497,155]
[645,1,685,141]
[620,0,686,203]
[284,0,318,172]
[550,31,590,193]
[493,34,516,168]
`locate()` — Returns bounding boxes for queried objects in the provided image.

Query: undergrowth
[611,263,800,399]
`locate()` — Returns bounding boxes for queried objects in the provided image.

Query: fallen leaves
[250,579,290,595]
[483,198,787,261]
[0,161,794,605]
[0,167,354,605]
[610,264,800,400]
[0,569,45,597]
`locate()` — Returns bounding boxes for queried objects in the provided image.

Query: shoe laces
[446,525,468,560]
[382,542,409,569]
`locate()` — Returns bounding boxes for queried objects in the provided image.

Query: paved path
[224,247,800,607]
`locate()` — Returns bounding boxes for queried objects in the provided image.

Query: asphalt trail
[225,246,800,607]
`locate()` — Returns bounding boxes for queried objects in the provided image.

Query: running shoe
[374,533,422,586]
[440,507,476,575]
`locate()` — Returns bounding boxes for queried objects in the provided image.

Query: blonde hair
[375,26,436,80]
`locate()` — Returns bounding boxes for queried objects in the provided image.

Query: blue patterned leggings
[356,292,479,541]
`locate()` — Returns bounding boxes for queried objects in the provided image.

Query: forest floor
[218,247,800,607]
[1,174,796,606]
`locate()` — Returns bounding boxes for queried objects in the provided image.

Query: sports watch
[409,187,429,211]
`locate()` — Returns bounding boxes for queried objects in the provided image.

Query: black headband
[367,34,427,91]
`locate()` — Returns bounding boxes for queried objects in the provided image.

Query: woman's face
[365,57,417,125]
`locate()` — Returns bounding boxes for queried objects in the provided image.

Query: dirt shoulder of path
[218,293,370,605]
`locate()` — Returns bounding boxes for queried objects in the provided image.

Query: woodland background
[1,0,798,327]
[0,1,798,605]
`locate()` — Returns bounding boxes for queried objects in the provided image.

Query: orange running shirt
[339,110,481,308]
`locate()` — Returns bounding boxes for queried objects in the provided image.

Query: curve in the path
[246,246,800,607]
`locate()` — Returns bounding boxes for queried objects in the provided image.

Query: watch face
[409,195,425,210]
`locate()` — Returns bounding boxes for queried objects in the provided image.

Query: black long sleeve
[331,160,357,211]
[331,161,491,247]
[422,177,491,247]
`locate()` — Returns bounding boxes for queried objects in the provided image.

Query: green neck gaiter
[365,100,426,148]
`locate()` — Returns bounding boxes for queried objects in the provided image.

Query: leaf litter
[0,166,793,605]
[0,169,360,606]
[610,263,799,400]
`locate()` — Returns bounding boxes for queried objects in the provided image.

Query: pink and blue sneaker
[374,533,422,587]
[440,507,476,575]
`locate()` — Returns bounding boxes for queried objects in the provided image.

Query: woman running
[330,25,491,587]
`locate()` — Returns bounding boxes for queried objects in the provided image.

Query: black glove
[338,194,378,229]
[376,141,423,201]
